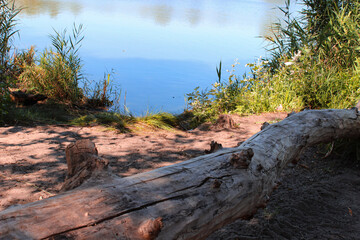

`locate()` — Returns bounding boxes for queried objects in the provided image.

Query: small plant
[186,61,246,124]
[10,46,36,78]
[329,139,360,164]
[83,72,121,109]
[263,208,278,220]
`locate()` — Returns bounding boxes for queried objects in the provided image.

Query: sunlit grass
[138,112,178,131]
[71,112,134,132]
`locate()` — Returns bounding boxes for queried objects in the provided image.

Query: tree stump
[212,114,237,130]
[61,139,112,192]
[204,141,223,154]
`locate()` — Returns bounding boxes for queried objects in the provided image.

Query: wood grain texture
[1,109,360,240]
[61,139,112,192]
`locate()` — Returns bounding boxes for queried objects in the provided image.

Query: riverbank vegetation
[1,0,360,131]
[0,0,121,125]
[0,0,182,131]
[187,0,360,123]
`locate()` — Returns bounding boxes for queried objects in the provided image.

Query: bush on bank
[187,0,360,122]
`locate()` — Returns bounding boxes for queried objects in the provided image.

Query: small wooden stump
[205,141,223,154]
[260,122,270,130]
[212,114,237,130]
[61,139,111,192]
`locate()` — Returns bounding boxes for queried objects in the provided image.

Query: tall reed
[0,0,20,120]
[49,23,84,100]
[0,0,20,69]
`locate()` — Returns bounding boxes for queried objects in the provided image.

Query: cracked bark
[1,109,360,240]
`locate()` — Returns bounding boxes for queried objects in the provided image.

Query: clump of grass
[71,112,134,132]
[176,110,216,130]
[10,46,36,78]
[185,60,244,126]
[139,112,178,130]
[70,110,182,132]
[83,72,121,109]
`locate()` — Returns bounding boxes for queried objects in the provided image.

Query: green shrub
[16,24,119,109]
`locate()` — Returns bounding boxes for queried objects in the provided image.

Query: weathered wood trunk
[1,109,360,240]
[61,139,113,192]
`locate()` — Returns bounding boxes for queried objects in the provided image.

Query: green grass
[71,112,133,132]
[1,102,132,131]
[70,111,181,132]
[138,112,179,131]
[2,102,74,125]
[1,98,189,134]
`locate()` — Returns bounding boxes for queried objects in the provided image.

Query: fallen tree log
[1,109,360,239]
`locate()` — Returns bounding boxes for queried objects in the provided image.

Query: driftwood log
[1,109,360,239]
[9,89,47,106]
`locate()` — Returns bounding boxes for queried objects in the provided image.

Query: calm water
[14,0,293,115]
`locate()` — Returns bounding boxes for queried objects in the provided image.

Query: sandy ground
[1,112,359,239]
[208,146,360,239]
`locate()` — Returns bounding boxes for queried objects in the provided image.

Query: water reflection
[263,0,286,4]
[15,0,82,18]
[16,0,289,30]
[140,4,173,26]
